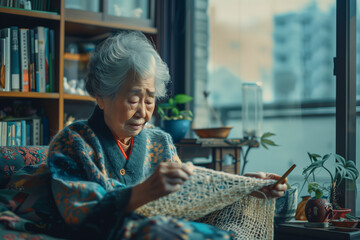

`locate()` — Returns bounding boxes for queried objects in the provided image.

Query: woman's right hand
[126,162,193,212]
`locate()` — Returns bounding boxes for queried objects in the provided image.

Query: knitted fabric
[136,164,276,240]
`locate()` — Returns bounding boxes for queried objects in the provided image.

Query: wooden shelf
[64,94,95,101]
[0,92,60,99]
[65,18,157,38]
[0,7,60,20]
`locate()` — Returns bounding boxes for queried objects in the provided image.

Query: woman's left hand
[244,172,287,199]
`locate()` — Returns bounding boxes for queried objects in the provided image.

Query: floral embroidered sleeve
[47,123,132,235]
[164,132,182,164]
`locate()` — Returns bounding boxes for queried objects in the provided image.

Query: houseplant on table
[157,94,193,142]
[301,152,359,222]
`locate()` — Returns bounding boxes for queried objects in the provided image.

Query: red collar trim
[114,137,133,160]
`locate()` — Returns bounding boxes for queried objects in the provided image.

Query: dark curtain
[156,0,186,99]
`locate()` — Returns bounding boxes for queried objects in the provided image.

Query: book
[7,121,17,146]
[0,28,11,92]
[0,37,5,91]
[7,123,12,146]
[32,117,41,145]
[34,31,39,92]
[20,120,26,145]
[26,120,31,145]
[49,28,55,92]
[1,121,7,146]
[28,29,35,91]
[19,28,29,92]
[35,26,45,92]
[10,26,20,92]
[44,27,49,92]
[14,121,21,146]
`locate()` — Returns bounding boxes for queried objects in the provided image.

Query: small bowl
[192,127,233,138]
[333,209,352,220]
[331,220,359,228]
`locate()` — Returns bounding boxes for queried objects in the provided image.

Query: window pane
[191,0,336,198]
[65,0,100,12]
[107,0,150,19]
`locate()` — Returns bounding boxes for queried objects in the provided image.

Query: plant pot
[332,208,351,220]
[275,187,298,224]
[160,119,191,143]
[305,198,333,222]
[295,195,311,220]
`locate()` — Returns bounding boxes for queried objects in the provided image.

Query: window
[188,0,339,205]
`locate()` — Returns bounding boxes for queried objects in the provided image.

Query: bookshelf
[0,0,158,145]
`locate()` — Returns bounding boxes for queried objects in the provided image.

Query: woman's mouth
[128,123,144,130]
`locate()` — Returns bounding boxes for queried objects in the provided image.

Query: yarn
[136,164,276,240]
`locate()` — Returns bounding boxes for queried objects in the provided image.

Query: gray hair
[85,31,170,100]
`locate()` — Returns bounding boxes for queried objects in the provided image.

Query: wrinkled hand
[127,162,193,211]
[244,172,287,199]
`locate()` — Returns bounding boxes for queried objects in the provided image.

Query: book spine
[14,121,21,146]
[32,117,40,145]
[11,122,15,146]
[19,28,29,92]
[10,26,20,91]
[28,29,35,92]
[25,120,32,146]
[7,121,16,146]
[49,28,55,92]
[44,27,49,92]
[20,120,26,145]
[1,121,7,146]
[0,37,5,91]
[7,123,12,146]
[34,32,39,92]
[1,28,11,92]
[35,26,45,93]
[26,120,31,145]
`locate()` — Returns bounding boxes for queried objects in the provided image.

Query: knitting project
[136,165,276,240]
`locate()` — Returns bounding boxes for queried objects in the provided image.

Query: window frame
[335,0,357,210]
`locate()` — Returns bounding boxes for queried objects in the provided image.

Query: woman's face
[97,76,156,140]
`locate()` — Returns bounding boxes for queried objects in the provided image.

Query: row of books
[0,117,49,146]
[0,26,55,92]
[0,0,54,12]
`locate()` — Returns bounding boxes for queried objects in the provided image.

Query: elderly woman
[46,31,287,240]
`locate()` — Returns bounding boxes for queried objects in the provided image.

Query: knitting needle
[273,164,296,188]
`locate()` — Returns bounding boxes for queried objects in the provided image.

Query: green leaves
[174,94,193,104]
[157,94,193,120]
[302,152,359,201]
[260,132,278,149]
[334,154,359,186]
[308,182,325,199]
[302,154,330,176]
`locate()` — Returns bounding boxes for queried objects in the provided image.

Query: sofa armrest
[0,146,48,187]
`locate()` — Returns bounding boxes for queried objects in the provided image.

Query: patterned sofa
[0,146,65,240]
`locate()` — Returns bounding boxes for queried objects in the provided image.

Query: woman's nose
[136,101,146,117]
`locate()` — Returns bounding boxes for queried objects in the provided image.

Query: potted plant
[301,153,359,222]
[157,94,193,142]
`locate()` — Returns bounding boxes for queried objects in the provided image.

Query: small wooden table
[275,222,360,240]
[175,138,258,174]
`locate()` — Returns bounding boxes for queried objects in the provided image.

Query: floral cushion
[0,146,48,188]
